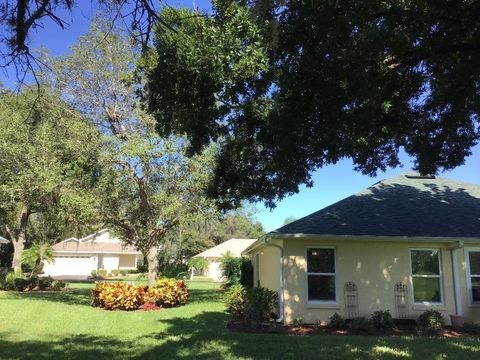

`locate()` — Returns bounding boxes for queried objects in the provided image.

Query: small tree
[21,243,54,276]
[188,257,209,278]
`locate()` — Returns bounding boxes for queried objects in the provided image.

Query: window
[466,250,480,304]
[410,249,442,303]
[307,248,336,302]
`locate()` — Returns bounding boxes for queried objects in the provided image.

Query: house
[243,173,480,325]
[42,229,142,278]
[0,236,8,245]
[194,238,257,281]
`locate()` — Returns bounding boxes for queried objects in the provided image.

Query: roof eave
[241,238,266,255]
[266,232,480,243]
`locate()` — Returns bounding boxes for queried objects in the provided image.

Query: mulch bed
[227,321,465,337]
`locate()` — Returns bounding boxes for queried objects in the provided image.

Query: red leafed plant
[141,302,161,311]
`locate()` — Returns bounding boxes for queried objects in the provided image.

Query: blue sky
[1,1,479,232]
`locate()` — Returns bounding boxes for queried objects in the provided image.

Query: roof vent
[405,175,436,179]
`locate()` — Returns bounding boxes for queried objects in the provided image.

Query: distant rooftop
[271,173,480,238]
[195,238,257,258]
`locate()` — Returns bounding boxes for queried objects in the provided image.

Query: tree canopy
[0,89,101,270]
[145,0,480,208]
[47,19,225,284]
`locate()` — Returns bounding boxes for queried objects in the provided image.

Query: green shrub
[136,263,147,273]
[52,280,67,291]
[4,272,26,290]
[463,322,480,335]
[110,270,121,276]
[38,276,53,290]
[245,287,278,324]
[328,313,347,330]
[240,259,254,288]
[90,270,97,277]
[13,277,31,291]
[348,317,374,333]
[417,310,445,330]
[97,269,107,277]
[371,310,394,332]
[26,276,39,289]
[224,284,247,318]
[220,256,253,288]
[0,267,9,287]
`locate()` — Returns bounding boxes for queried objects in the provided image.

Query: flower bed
[227,321,468,337]
[91,278,189,311]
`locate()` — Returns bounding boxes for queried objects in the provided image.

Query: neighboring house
[194,238,257,281]
[243,173,480,325]
[43,229,142,277]
[0,236,8,245]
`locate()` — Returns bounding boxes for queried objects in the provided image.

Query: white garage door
[43,256,96,276]
[208,261,222,281]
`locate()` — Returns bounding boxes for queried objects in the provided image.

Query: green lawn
[0,282,479,360]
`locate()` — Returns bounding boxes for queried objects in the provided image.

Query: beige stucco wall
[250,242,282,293]
[458,246,480,321]
[272,238,478,325]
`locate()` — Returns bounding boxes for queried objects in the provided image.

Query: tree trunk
[11,238,25,272]
[147,245,159,286]
[10,205,29,272]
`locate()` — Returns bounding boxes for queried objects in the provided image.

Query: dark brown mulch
[227,321,465,337]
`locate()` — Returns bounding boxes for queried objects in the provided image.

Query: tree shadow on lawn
[0,333,135,360]
[133,312,480,360]
[2,287,91,306]
[189,288,223,303]
[1,312,479,360]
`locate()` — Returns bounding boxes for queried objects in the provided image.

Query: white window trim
[464,247,480,307]
[409,248,444,306]
[305,246,338,304]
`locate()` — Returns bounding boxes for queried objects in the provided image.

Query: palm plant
[22,243,54,276]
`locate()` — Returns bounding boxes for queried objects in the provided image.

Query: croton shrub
[144,278,189,308]
[91,278,189,311]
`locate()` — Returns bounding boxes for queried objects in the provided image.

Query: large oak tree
[0,89,100,271]
[144,0,480,208]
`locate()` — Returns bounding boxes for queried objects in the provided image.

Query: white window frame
[464,247,480,306]
[305,246,337,304]
[409,248,444,305]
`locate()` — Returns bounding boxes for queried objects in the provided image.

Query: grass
[0,282,479,360]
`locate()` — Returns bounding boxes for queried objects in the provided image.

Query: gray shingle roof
[271,173,480,238]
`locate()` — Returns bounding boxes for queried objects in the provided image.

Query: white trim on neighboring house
[80,229,109,242]
[54,250,142,255]
[409,247,445,307]
[305,246,338,305]
[464,247,480,307]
